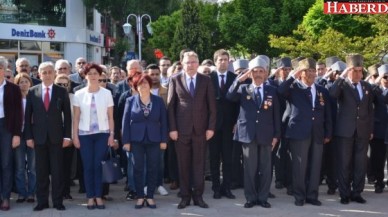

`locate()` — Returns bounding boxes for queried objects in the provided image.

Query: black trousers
[321,138,338,190]
[35,141,64,206]
[62,146,74,196]
[242,142,271,203]
[167,139,179,182]
[369,138,387,187]
[274,137,293,188]
[209,128,234,191]
[336,136,369,198]
[289,137,323,202]
[231,140,243,187]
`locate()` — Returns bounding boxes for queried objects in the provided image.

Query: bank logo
[11,28,56,39]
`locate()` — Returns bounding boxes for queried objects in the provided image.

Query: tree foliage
[170,0,212,61]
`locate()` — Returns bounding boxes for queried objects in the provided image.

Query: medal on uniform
[319,92,325,106]
[264,101,268,110]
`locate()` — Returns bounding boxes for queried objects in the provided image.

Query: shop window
[0,0,66,27]
[0,39,18,50]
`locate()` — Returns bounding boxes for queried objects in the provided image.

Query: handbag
[101,148,123,183]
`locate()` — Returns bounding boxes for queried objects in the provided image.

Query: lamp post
[122,14,152,61]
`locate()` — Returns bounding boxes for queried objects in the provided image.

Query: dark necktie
[44,87,50,111]
[256,87,262,107]
[353,83,361,103]
[189,77,195,97]
[307,87,312,104]
[220,74,225,91]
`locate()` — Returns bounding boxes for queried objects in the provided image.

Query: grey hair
[55,59,70,69]
[39,61,55,73]
[16,57,30,67]
[0,56,8,69]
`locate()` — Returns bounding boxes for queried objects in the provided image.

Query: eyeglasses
[56,83,69,87]
[99,79,109,83]
[77,62,86,65]
[57,67,68,71]
[383,76,388,79]
[5,75,11,79]
[18,64,29,68]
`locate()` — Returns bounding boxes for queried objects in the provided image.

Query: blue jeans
[14,138,36,198]
[79,133,109,198]
[132,142,160,199]
[126,151,135,192]
[0,118,13,200]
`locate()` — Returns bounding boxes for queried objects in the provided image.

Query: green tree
[170,0,212,61]
[148,11,181,59]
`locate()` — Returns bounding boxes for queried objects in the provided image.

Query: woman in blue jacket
[122,74,168,209]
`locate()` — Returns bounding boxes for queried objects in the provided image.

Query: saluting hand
[237,69,250,83]
[290,68,303,79]
[340,67,352,79]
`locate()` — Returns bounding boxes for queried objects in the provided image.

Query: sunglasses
[57,67,68,71]
[383,76,388,80]
[5,75,12,79]
[56,83,69,87]
[99,79,109,83]
[77,62,86,65]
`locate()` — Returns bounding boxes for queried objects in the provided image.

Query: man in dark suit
[369,64,388,193]
[24,62,72,211]
[167,51,216,209]
[209,49,238,199]
[329,54,374,205]
[0,56,23,211]
[278,58,332,206]
[227,57,281,208]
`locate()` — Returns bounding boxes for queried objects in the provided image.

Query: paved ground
[3,179,388,217]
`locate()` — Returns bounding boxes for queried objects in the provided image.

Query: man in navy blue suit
[278,58,332,207]
[227,56,281,209]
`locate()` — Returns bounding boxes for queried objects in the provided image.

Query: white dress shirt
[185,73,197,90]
[217,71,227,87]
[0,79,5,118]
[41,83,53,101]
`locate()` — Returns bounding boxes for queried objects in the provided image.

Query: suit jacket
[329,78,374,139]
[167,72,216,135]
[122,94,168,144]
[24,84,72,145]
[3,81,23,136]
[227,81,281,145]
[371,85,388,139]
[278,77,332,141]
[210,71,238,130]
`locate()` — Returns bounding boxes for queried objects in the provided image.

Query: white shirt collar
[185,72,197,80]
[42,83,53,90]
[0,79,6,88]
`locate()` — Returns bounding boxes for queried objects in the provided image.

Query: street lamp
[123,14,152,61]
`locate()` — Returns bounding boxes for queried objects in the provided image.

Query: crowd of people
[0,48,387,212]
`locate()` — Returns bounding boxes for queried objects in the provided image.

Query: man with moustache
[209,49,239,199]
[329,54,374,205]
[278,58,332,206]
[167,51,216,209]
[24,62,72,211]
[15,58,41,85]
[69,57,87,84]
[227,56,280,208]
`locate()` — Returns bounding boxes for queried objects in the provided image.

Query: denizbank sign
[11,28,56,39]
